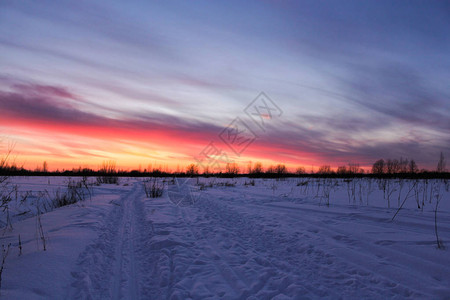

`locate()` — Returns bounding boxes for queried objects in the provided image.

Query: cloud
[241,114,450,168]
[1,1,179,62]
[1,80,447,169]
[343,63,450,133]
[0,82,222,147]
[11,83,77,99]
[0,87,94,125]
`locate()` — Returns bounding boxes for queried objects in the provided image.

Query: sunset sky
[1,1,449,171]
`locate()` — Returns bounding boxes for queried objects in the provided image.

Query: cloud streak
[2,81,447,170]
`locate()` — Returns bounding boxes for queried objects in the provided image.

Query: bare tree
[437,152,446,173]
[202,165,210,176]
[275,164,287,175]
[348,163,361,174]
[246,162,252,174]
[252,162,263,174]
[392,159,400,173]
[295,166,306,175]
[186,164,199,176]
[337,166,348,175]
[266,165,275,174]
[372,159,385,175]
[386,159,394,174]
[317,165,332,175]
[408,160,418,174]
[225,162,239,175]
[399,157,409,173]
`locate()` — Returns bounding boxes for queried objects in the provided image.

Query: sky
[0,0,449,172]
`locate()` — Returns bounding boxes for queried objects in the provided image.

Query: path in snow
[66,180,450,299]
[69,182,149,299]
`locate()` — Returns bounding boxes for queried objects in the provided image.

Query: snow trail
[62,178,450,298]
[69,182,145,299]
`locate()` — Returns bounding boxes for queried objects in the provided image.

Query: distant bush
[244,179,255,186]
[186,164,199,176]
[144,178,164,198]
[225,163,239,176]
[96,161,119,184]
[53,178,92,208]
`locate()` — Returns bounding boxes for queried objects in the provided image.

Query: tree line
[1,151,448,179]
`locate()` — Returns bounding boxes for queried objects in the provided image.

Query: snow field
[0,177,449,299]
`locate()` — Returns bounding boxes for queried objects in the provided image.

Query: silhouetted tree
[437,152,446,173]
[252,162,263,174]
[225,162,239,175]
[348,163,362,174]
[394,159,401,173]
[295,166,306,175]
[386,159,400,174]
[399,157,409,173]
[372,159,385,175]
[266,165,275,174]
[337,166,348,175]
[203,165,210,176]
[275,164,287,175]
[317,165,332,174]
[186,164,199,175]
[247,162,252,174]
[408,160,418,173]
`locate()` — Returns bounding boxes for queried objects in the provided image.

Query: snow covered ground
[1,176,449,299]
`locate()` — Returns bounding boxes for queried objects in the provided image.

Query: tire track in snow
[112,183,141,300]
[68,182,144,299]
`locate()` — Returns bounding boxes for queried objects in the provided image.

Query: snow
[1,176,449,299]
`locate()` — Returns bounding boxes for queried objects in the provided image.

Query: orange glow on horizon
[1,113,372,173]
